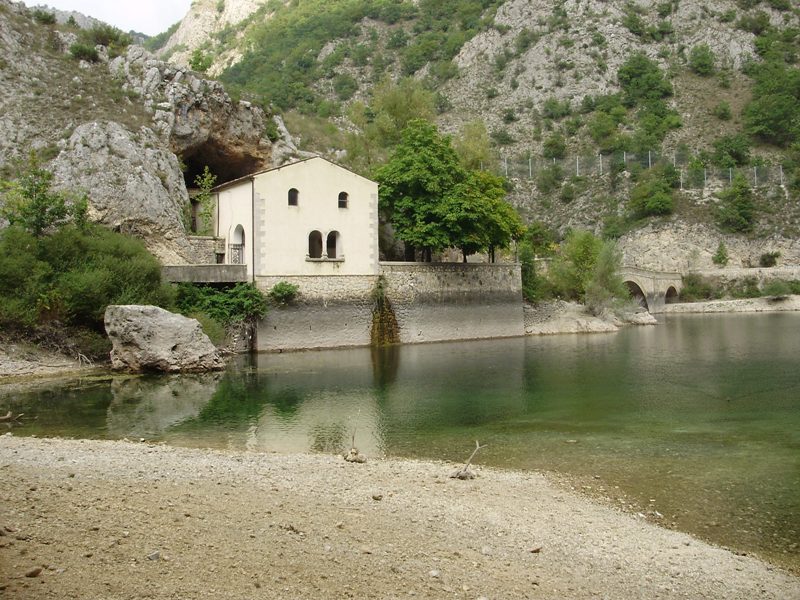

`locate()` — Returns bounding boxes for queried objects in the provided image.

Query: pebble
[147,551,160,561]
[428,569,440,579]
[372,494,383,501]
[24,567,42,578]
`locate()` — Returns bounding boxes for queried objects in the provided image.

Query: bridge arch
[665,285,679,304]
[625,280,649,311]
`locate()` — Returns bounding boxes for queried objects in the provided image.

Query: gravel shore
[1,435,797,599]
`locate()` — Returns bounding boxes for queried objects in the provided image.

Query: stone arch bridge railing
[620,267,682,314]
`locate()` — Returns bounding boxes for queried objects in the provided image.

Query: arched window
[288,188,299,206]
[308,230,322,259]
[326,231,341,259]
[338,191,349,209]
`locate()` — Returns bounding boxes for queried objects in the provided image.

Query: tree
[443,171,523,262]
[0,153,87,237]
[375,120,465,259]
[189,49,213,73]
[548,230,604,300]
[585,241,628,316]
[618,52,672,107]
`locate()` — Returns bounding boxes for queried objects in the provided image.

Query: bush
[69,43,99,63]
[548,230,603,301]
[333,73,358,101]
[762,279,791,298]
[726,276,761,299]
[712,101,732,120]
[175,283,269,325]
[759,251,780,267]
[542,132,566,159]
[681,273,722,301]
[536,164,564,194]
[189,49,213,73]
[32,9,56,24]
[584,242,628,316]
[269,281,300,305]
[628,167,675,218]
[618,52,672,106]
[712,134,751,168]
[689,44,715,76]
[712,242,729,266]
[717,173,755,232]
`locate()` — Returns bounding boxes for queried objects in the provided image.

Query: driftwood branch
[344,427,366,463]
[450,440,486,480]
[0,411,24,423]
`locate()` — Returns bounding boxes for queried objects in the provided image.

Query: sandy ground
[662,295,800,314]
[1,436,798,600]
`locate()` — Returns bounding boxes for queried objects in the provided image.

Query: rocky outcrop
[523,300,656,335]
[51,121,193,264]
[104,305,225,373]
[618,222,800,274]
[109,45,275,181]
[158,0,264,75]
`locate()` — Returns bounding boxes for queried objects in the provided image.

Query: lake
[3,313,799,572]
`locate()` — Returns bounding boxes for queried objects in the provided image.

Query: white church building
[212,156,380,280]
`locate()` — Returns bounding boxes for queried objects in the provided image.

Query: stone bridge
[620,267,682,314]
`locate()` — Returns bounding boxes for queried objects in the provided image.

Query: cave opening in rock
[181,140,264,193]
[181,140,265,234]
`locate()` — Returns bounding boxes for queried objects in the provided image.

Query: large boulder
[51,121,193,264]
[104,305,225,373]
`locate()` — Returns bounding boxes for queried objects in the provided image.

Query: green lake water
[2,313,799,572]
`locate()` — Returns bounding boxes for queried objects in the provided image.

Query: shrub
[548,230,603,301]
[175,283,269,325]
[759,251,781,267]
[712,134,751,168]
[536,164,564,194]
[542,132,566,159]
[712,242,729,266]
[269,281,300,305]
[689,44,715,76]
[762,279,791,298]
[618,52,672,107]
[726,276,761,298]
[712,101,732,120]
[32,9,56,24]
[333,74,358,100]
[69,43,99,62]
[542,97,571,120]
[189,49,213,73]
[584,242,628,316]
[681,274,721,301]
[717,173,755,232]
[628,167,676,218]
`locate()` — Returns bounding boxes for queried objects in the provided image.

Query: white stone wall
[254,264,524,351]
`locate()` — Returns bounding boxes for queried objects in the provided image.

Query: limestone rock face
[104,305,225,373]
[109,45,275,180]
[51,121,193,264]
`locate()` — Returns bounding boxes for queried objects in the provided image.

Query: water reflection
[107,374,222,439]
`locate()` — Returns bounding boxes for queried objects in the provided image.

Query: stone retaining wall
[254,263,523,351]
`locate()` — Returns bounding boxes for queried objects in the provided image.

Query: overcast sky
[21,1,192,36]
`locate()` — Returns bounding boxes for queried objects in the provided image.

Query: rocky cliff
[0,0,291,263]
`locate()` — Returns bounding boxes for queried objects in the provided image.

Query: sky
[21,0,192,36]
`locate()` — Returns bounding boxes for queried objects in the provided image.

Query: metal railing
[229,244,244,265]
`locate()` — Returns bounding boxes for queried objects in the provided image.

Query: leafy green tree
[548,230,604,300]
[0,153,87,237]
[585,242,628,316]
[376,120,465,259]
[628,168,675,218]
[689,44,715,76]
[443,171,523,261]
[717,173,756,232]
